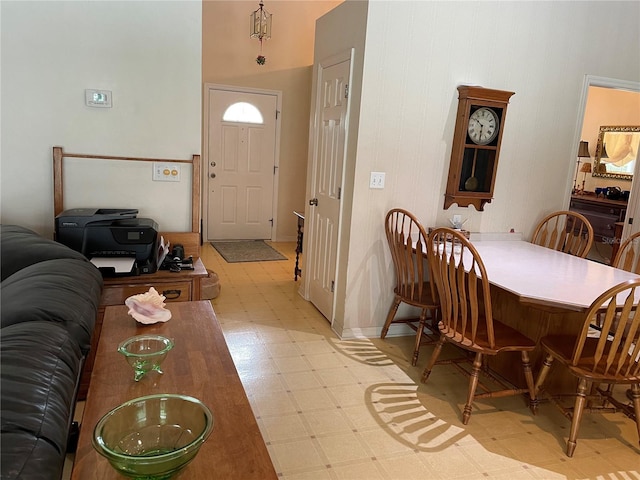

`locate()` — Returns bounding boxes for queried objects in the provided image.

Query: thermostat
[85,89,112,108]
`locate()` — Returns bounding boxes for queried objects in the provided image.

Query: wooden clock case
[444,85,515,211]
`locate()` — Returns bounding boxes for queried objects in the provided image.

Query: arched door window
[222,102,264,124]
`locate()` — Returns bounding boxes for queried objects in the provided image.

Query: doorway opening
[575,76,640,263]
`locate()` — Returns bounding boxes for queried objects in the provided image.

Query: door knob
[210,173,216,178]
[309,198,318,206]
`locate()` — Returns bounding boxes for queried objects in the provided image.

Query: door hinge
[274,165,279,175]
[276,110,280,119]
[629,217,634,225]
[338,187,341,200]
[344,84,349,99]
[270,218,274,225]
[331,280,335,293]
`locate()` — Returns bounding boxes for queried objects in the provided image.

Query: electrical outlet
[153,163,181,182]
[370,172,385,189]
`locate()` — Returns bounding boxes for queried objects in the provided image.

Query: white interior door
[307,54,352,321]
[205,87,279,241]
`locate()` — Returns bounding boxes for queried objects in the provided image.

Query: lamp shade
[577,141,591,158]
[580,162,592,173]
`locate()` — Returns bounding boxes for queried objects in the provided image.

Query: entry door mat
[211,240,287,263]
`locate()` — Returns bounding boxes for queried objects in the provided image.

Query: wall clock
[444,85,515,211]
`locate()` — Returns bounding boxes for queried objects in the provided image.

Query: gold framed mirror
[593,125,640,180]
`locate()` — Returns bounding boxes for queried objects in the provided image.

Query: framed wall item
[593,125,640,180]
[444,85,515,211]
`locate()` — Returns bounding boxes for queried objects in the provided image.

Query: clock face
[467,107,500,145]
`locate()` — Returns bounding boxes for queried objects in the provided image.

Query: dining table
[431,237,640,392]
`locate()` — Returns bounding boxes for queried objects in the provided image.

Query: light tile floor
[200,242,640,480]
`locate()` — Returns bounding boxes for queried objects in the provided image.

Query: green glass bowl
[92,394,214,479]
[118,334,174,381]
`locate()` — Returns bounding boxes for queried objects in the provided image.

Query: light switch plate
[370,172,385,189]
[153,163,181,182]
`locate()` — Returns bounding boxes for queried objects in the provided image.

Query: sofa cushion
[1,225,88,281]
[0,321,84,480]
[1,259,102,353]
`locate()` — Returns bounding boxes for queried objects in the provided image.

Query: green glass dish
[118,334,174,381]
[92,394,214,479]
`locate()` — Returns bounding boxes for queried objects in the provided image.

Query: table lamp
[573,141,591,194]
[579,162,591,194]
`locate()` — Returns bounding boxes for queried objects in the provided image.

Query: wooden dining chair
[593,231,640,334]
[421,227,537,424]
[613,231,640,274]
[381,209,439,366]
[534,278,640,457]
[531,210,594,258]
[592,231,640,400]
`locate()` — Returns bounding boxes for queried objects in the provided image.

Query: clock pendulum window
[444,86,515,211]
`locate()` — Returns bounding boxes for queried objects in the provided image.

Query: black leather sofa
[1,225,103,479]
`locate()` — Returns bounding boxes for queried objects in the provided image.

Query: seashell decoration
[125,287,172,324]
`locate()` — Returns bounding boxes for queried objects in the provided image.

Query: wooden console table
[72,301,277,479]
[294,210,304,281]
[569,194,627,262]
[78,257,208,399]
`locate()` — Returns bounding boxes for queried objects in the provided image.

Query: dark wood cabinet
[569,194,627,260]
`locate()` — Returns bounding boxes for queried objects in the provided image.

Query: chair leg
[534,353,554,397]
[411,309,428,366]
[428,307,439,334]
[630,383,640,451]
[421,335,445,383]
[567,378,590,457]
[381,296,401,339]
[520,351,537,414]
[462,353,483,425]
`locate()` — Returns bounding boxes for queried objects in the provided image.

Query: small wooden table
[294,211,304,281]
[72,301,277,480]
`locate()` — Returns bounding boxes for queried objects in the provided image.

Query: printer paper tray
[90,257,139,277]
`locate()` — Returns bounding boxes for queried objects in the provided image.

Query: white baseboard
[337,324,414,340]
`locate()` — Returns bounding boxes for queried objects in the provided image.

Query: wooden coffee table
[71,301,277,479]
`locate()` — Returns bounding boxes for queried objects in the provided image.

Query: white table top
[470,240,639,311]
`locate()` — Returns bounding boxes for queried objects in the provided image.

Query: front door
[205,86,279,241]
[306,53,352,321]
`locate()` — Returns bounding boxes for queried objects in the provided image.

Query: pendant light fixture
[250,1,272,65]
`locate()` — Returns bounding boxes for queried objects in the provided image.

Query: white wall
[1,1,202,236]
[332,1,640,337]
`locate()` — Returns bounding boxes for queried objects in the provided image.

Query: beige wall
[581,86,640,193]
[202,0,342,241]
